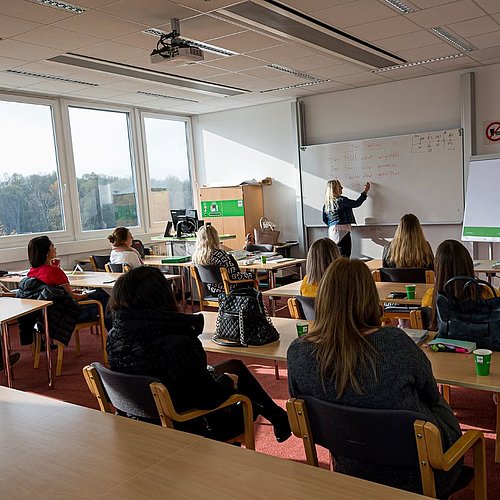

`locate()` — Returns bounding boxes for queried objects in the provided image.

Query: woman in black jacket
[106,266,291,443]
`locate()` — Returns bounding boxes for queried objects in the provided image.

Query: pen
[103,279,116,284]
[455,347,468,353]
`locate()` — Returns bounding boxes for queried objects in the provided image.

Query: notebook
[229,250,251,261]
[403,329,429,345]
[427,338,476,353]
[161,256,191,264]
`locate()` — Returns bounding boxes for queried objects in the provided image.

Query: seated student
[382,213,434,269]
[300,238,340,297]
[422,239,495,329]
[107,266,291,443]
[16,236,109,345]
[287,258,462,496]
[192,225,253,295]
[108,227,143,269]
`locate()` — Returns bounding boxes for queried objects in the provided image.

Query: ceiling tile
[447,16,500,38]
[468,30,500,49]
[0,14,41,38]
[278,0,354,14]
[397,42,460,61]
[161,62,229,78]
[0,71,46,87]
[203,55,264,71]
[76,41,147,62]
[313,0,398,29]
[0,0,77,23]
[173,1,245,13]
[179,14,244,41]
[68,86,126,99]
[114,31,158,51]
[332,71,391,85]
[77,0,121,7]
[246,43,316,64]
[377,30,440,52]
[472,0,500,15]
[290,53,345,71]
[312,62,367,78]
[18,79,92,93]
[204,72,262,89]
[208,30,284,53]
[13,26,105,51]
[469,45,500,62]
[347,16,422,42]
[0,39,61,61]
[410,0,458,7]
[53,11,146,39]
[99,0,198,26]
[13,60,82,76]
[422,54,477,71]
[0,56,30,71]
[381,65,434,80]
[406,0,485,28]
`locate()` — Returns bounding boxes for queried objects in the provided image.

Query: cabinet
[199,185,263,250]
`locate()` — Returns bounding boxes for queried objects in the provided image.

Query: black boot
[0,352,20,370]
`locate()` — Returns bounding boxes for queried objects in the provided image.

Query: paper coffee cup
[261,255,267,264]
[473,349,492,376]
[405,284,416,299]
[51,258,61,268]
[296,322,309,337]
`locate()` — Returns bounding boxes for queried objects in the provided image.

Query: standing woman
[192,225,253,295]
[108,227,143,269]
[383,213,434,269]
[323,180,370,258]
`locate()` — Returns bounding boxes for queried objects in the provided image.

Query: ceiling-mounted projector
[150,18,204,65]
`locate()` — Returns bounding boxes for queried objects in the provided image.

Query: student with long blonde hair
[323,179,370,258]
[192,225,253,294]
[300,238,340,297]
[287,258,462,495]
[382,214,433,269]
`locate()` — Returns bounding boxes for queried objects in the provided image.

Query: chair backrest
[131,239,146,258]
[410,307,433,329]
[105,262,130,273]
[293,395,427,467]
[375,268,434,284]
[245,243,274,252]
[297,296,315,320]
[195,264,223,286]
[86,362,160,420]
[90,255,110,271]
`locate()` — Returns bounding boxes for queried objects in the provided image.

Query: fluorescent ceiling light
[137,91,198,103]
[266,64,319,81]
[261,79,331,93]
[372,53,464,73]
[431,27,473,53]
[217,1,405,69]
[5,69,97,85]
[384,0,414,14]
[31,0,85,14]
[49,54,247,97]
[142,28,239,57]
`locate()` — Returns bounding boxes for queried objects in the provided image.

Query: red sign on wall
[485,122,500,142]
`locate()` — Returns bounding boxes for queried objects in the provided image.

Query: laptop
[403,329,428,345]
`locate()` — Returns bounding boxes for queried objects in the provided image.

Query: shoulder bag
[436,275,500,350]
[213,287,279,347]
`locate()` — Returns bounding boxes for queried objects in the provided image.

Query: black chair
[104,262,131,273]
[373,268,434,284]
[131,239,151,258]
[287,396,486,499]
[190,265,222,310]
[89,255,110,272]
[287,296,315,320]
[83,362,161,422]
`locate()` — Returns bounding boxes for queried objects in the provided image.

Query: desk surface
[0,296,52,322]
[0,387,424,499]
[0,271,181,289]
[262,281,431,306]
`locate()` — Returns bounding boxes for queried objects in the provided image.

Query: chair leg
[75,330,81,357]
[441,384,451,404]
[56,343,64,376]
[33,332,42,369]
[274,360,280,380]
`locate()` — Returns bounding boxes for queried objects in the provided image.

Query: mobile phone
[388,292,407,299]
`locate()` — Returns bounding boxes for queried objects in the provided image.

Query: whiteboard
[300,129,464,226]
[462,158,500,242]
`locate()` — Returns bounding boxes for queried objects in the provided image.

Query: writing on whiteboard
[411,130,457,153]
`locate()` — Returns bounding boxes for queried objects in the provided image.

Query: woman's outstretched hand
[364,182,371,193]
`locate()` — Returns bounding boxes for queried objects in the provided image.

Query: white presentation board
[300,129,464,226]
[462,158,500,241]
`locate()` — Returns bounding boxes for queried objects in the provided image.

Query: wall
[191,101,300,244]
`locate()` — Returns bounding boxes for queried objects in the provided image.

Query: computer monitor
[170,209,186,231]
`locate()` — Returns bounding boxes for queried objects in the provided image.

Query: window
[68,106,139,232]
[0,99,64,236]
[142,115,193,225]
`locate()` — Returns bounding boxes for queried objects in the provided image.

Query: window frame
[138,110,197,233]
[0,92,75,249]
[60,100,145,240]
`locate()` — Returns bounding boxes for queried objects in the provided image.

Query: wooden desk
[240,258,305,289]
[0,297,53,388]
[262,281,432,315]
[0,387,424,499]
[473,260,500,283]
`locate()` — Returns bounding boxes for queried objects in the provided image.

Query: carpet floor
[4,325,499,499]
